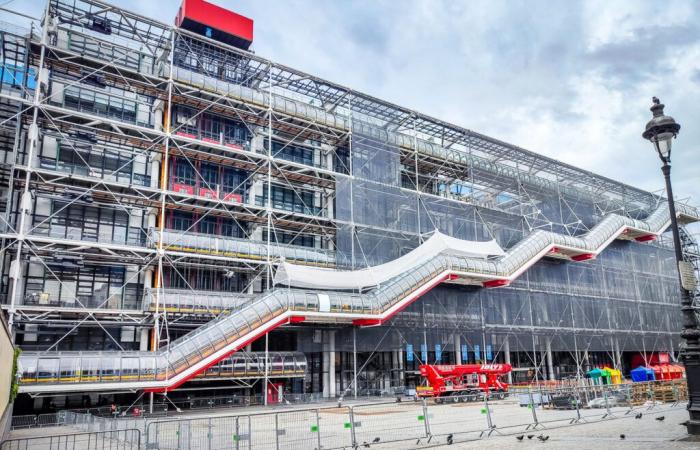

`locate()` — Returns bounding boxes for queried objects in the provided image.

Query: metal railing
[139,381,687,449]
[149,229,337,267]
[1,429,140,450]
[11,381,681,449]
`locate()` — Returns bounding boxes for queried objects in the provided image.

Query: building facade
[1,0,699,411]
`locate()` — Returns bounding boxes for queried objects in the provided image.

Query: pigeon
[527,435,535,439]
[372,437,380,444]
[620,434,625,440]
[537,435,550,442]
[447,434,454,445]
[635,413,643,419]
[516,435,525,441]
[656,416,665,422]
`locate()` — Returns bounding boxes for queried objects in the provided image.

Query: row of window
[163,267,247,292]
[259,185,321,216]
[31,200,145,246]
[23,265,142,311]
[264,140,315,167]
[167,211,246,238]
[62,86,141,125]
[41,142,151,186]
[170,157,248,200]
[172,105,249,146]
[174,36,253,87]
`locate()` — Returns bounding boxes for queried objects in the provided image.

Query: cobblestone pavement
[428,407,698,449]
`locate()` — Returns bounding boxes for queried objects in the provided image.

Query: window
[222,168,246,192]
[263,185,316,215]
[170,211,193,232]
[201,113,221,141]
[270,230,315,248]
[267,140,314,167]
[200,163,219,188]
[62,87,137,124]
[23,264,130,309]
[172,157,196,185]
[164,266,245,292]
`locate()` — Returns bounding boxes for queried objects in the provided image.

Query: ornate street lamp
[642,97,700,435]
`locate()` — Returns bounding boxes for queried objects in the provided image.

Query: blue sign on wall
[461,344,468,361]
[421,344,428,362]
[435,344,442,362]
[474,344,481,361]
[406,344,414,362]
[486,345,493,361]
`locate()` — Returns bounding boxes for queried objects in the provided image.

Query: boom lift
[417,363,512,400]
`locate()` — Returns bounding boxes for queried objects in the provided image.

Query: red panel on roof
[176,0,253,48]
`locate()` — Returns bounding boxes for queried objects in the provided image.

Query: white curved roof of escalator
[273,230,505,290]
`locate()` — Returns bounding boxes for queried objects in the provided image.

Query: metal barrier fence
[0,429,141,450]
[139,381,686,449]
[5,381,688,449]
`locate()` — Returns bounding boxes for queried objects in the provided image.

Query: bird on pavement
[537,435,550,442]
[635,413,643,419]
[620,434,625,440]
[516,435,524,441]
[372,438,380,444]
[656,416,665,422]
[527,435,535,439]
[447,434,454,445]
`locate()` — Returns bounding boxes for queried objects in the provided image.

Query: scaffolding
[0,0,698,408]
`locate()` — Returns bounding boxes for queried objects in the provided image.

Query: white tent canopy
[273,231,504,290]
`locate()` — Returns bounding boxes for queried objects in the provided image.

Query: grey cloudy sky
[4,0,700,204]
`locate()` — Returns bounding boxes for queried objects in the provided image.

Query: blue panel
[406,344,414,362]
[435,344,442,362]
[461,344,468,361]
[1,65,36,89]
[486,345,493,361]
[474,344,481,361]
[420,344,427,362]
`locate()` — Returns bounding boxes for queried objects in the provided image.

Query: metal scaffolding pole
[7,2,50,333]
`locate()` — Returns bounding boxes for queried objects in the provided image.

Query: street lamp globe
[642,97,681,162]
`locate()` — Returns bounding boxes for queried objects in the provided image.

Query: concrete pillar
[322,330,336,398]
[139,328,149,351]
[454,334,462,364]
[150,161,161,191]
[397,346,404,387]
[384,352,392,392]
[321,344,331,398]
[251,178,264,206]
[545,337,555,381]
[329,330,336,398]
[503,336,513,384]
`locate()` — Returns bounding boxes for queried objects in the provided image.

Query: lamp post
[642,97,700,435]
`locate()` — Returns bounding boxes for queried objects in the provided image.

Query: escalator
[17,202,700,394]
